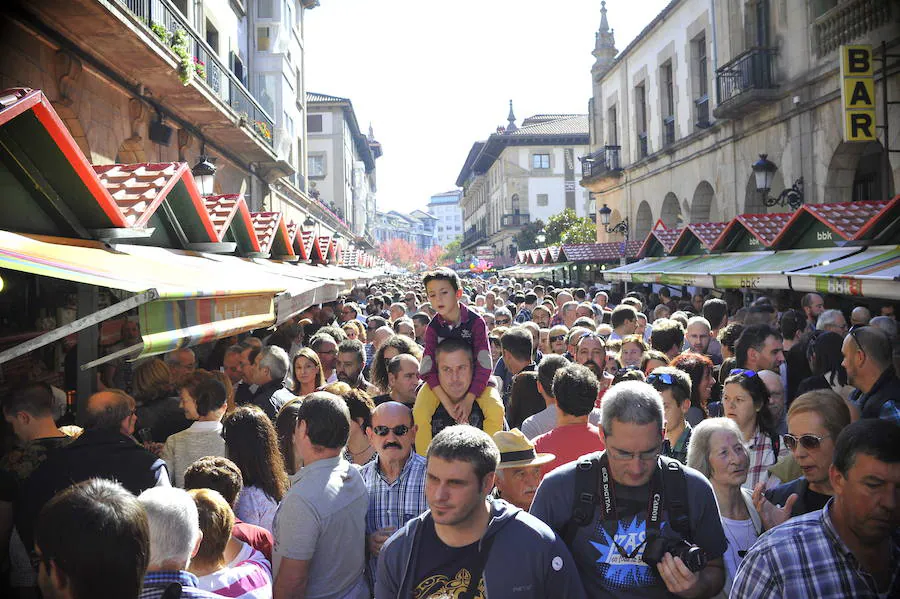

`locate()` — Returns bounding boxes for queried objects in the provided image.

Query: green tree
[544,209,597,245]
[515,219,545,250]
[439,237,463,265]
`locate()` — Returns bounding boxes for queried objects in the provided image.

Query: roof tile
[93,163,184,228]
[737,213,792,246]
[203,194,243,240]
[686,222,728,249]
[560,241,642,262]
[250,212,283,254]
[803,200,890,240]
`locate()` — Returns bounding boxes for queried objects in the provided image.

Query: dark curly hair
[223,406,288,502]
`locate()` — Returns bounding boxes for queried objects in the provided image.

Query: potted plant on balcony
[192,57,206,80]
[171,29,194,85]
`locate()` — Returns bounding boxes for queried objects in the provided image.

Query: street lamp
[598,204,629,237]
[752,154,804,210]
[536,233,546,246]
[191,152,217,196]
[303,215,315,227]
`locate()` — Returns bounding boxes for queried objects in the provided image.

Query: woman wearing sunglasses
[722,369,787,491]
[755,389,851,527]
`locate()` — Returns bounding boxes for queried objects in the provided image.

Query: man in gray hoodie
[375,425,585,599]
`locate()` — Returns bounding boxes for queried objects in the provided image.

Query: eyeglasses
[729,368,757,377]
[496,319,511,325]
[848,327,867,359]
[647,372,674,385]
[607,445,661,462]
[784,433,830,451]
[549,335,566,342]
[372,425,410,437]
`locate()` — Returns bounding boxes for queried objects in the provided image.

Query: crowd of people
[1,269,898,599]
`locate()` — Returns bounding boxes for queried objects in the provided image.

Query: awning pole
[0,289,159,366]
[80,342,145,371]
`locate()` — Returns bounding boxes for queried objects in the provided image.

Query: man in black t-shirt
[531,381,727,599]
[376,425,585,598]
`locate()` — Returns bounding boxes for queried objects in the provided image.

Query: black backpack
[562,454,691,546]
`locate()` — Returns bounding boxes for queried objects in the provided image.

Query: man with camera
[531,381,727,598]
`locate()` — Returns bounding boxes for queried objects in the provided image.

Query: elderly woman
[687,418,764,598]
[722,370,787,491]
[188,488,272,598]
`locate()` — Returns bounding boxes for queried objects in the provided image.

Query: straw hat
[493,429,555,469]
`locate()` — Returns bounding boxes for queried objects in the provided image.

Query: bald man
[18,390,168,559]
[359,402,427,584]
[850,306,871,328]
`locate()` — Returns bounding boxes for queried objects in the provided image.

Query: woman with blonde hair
[291,348,324,397]
[133,358,190,443]
[342,319,366,343]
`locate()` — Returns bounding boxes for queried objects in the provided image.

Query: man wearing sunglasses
[843,326,900,425]
[755,389,852,528]
[360,402,427,588]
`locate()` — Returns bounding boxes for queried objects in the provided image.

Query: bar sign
[840,45,876,142]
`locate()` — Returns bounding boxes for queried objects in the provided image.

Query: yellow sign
[840,45,876,142]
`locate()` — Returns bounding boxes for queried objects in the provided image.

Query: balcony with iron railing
[119,0,274,147]
[637,132,649,160]
[580,145,623,180]
[462,227,487,248]
[695,95,711,128]
[662,116,676,148]
[714,47,779,119]
[500,213,530,228]
[21,0,279,163]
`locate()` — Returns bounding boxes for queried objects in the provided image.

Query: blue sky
[304,0,671,213]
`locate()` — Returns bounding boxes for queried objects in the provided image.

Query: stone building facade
[0,0,351,236]
[457,105,591,260]
[583,0,899,244]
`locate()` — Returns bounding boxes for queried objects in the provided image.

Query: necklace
[348,443,373,456]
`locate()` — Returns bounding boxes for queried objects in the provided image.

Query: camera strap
[596,453,665,558]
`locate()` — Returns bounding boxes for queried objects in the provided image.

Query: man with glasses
[493,308,513,327]
[843,326,900,425]
[360,401,427,587]
[531,381,727,599]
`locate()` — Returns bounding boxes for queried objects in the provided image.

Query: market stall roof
[560,240,642,262]
[771,198,900,249]
[94,162,218,249]
[251,212,296,259]
[203,194,261,255]
[669,222,728,255]
[312,235,333,263]
[0,87,127,237]
[516,250,526,263]
[547,246,562,262]
[604,246,861,290]
[0,230,342,366]
[712,212,792,252]
[790,245,900,300]
[636,221,684,258]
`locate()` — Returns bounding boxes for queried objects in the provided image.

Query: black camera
[642,529,708,573]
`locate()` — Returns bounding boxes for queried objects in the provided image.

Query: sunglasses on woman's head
[729,368,757,377]
[784,433,829,451]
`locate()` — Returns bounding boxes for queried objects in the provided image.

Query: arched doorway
[635,200,653,242]
[690,181,715,223]
[825,141,893,203]
[660,192,681,228]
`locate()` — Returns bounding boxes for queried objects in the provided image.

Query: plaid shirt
[139,570,218,599]
[359,452,428,585]
[731,499,900,598]
[744,427,786,491]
